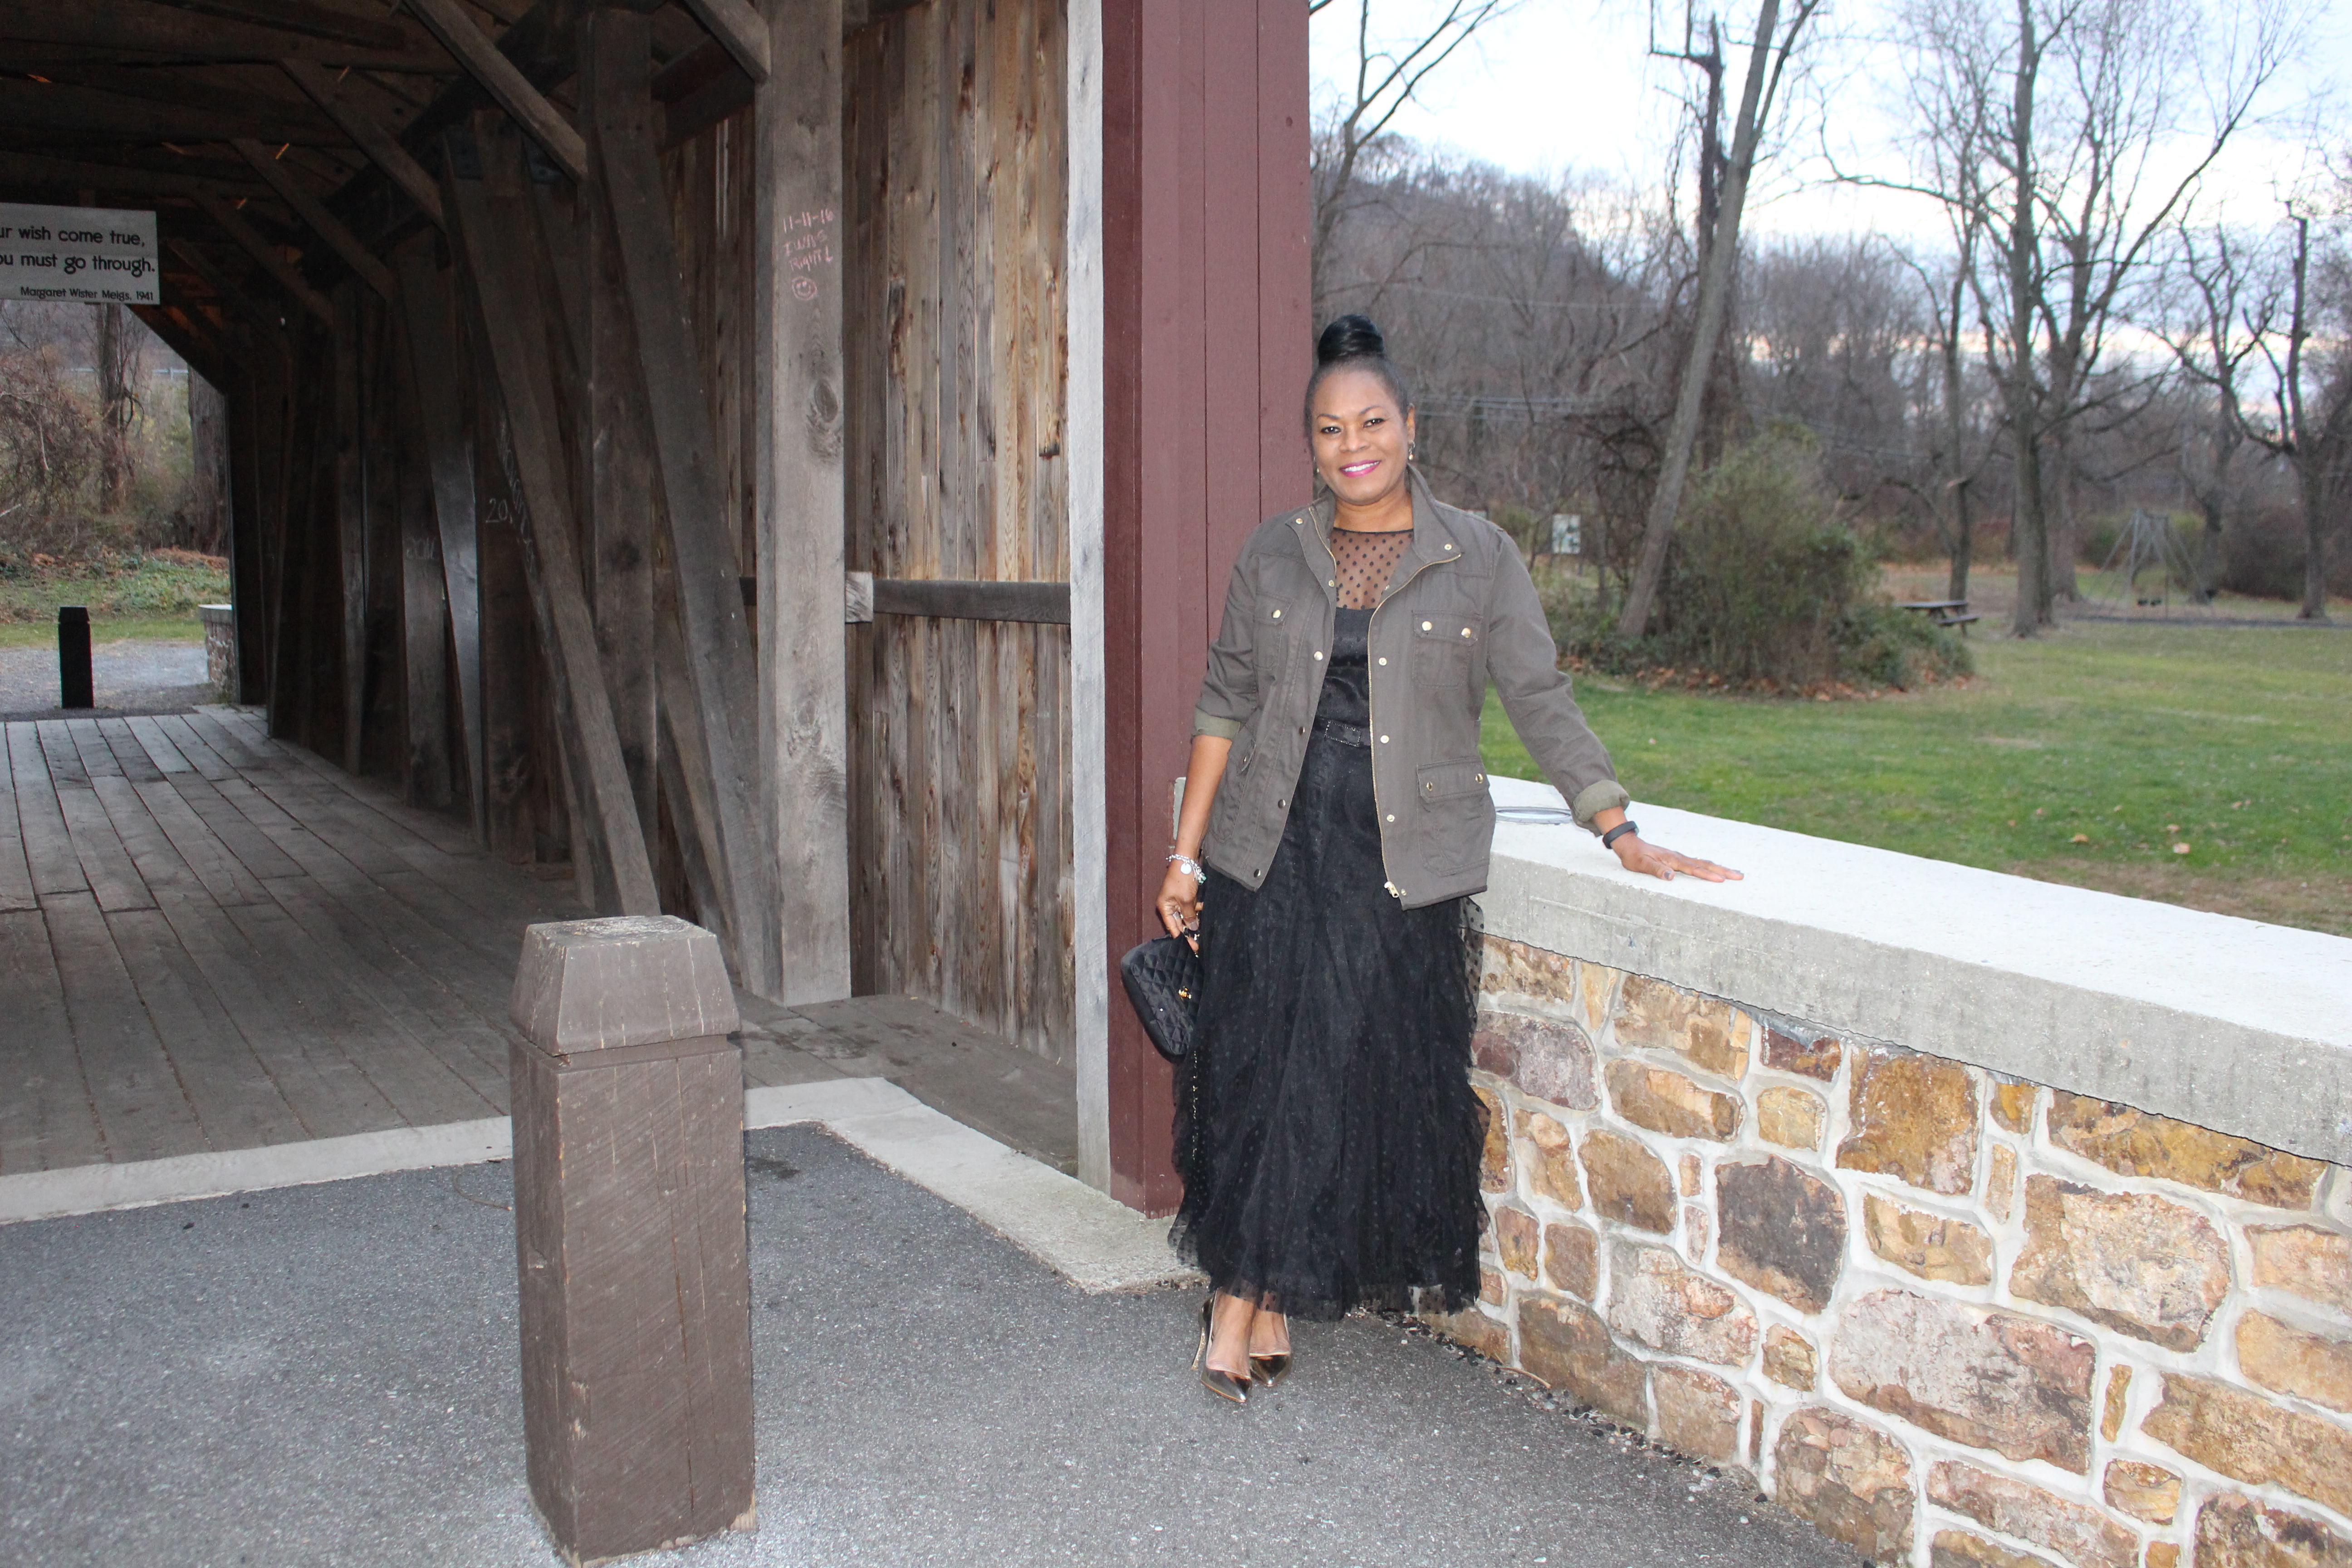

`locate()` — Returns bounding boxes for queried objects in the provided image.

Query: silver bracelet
[1167,853,1205,884]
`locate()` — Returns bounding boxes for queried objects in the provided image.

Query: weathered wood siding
[91,12,1072,1030]
[844,0,1073,1060]
[663,112,760,581]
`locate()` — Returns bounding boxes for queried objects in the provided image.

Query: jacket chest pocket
[1255,597,1295,681]
[1411,614,1478,690]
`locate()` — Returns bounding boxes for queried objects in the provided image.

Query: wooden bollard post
[508,915,755,1564]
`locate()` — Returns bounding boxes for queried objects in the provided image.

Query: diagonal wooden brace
[403,0,588,184]
[230,139,400,301]
[280,58,447,228]
[446,125,660,916]
[588,12,777,993]
[680,0,771,83]
[188,189,333,326]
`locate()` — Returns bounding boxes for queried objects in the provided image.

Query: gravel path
[0,638,211,718]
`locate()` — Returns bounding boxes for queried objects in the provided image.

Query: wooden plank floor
[0,707,1078,1177]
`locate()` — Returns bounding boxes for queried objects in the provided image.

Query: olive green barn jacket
[1192,471,1630,909]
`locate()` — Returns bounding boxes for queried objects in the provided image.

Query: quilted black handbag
[1119,931,1201,1060]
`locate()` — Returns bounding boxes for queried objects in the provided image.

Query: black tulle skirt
[1171,730,1486,1320]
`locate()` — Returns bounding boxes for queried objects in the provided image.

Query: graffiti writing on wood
[781,206,835,304]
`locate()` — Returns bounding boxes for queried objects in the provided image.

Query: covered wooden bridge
[0,0,1309,1207]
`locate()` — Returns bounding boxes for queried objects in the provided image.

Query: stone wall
[1432,933,2352,1568]
[198,604,235,702]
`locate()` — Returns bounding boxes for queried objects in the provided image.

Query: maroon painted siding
[1102,0,1312,1212]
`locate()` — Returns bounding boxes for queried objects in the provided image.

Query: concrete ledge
[1480,775,2352,1167]
[0,1080,1195,1295]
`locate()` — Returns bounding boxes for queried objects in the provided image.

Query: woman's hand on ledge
[1612,834,1743,884]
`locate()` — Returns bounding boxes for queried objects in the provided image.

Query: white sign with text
[0,202,160,305]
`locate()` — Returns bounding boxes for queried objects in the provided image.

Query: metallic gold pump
[1249,1353,1292,1388]
[1193,1299,1250,1405]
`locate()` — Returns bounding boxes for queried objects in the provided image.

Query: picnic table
[1897,598,1981,634]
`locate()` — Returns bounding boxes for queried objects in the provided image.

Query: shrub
[1655,433,1867,684]
[1554,430,1970,690]
[2220,501,2352,601]
[0,313,196,567]
[0,344,105,551]
[1835,600,1971,688]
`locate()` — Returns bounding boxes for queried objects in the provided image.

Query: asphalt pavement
[0,1126,1859,1568]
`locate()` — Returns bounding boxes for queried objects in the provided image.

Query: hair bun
[1315,314,1387,367]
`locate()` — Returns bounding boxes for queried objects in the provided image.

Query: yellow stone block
[1758,1085,1825,1150]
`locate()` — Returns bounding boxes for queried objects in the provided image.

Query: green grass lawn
[0,554,227,647]
[1482,618,2352,936]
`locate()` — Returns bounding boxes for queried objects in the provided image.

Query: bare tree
[2156,223,2279,598]
[1884,233,2001,603]
[1616,0,1827,639]
[1315,139,1695,603]
[1867,0,2298,634]
[2250,209,2352,619]
[1310,0,1519,316]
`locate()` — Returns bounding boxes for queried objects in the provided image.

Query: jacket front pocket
[1415,758,1495,876]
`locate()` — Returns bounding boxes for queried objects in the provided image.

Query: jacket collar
[1303,466,1465,602]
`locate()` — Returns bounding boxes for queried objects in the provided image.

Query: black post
[57,607,93,710]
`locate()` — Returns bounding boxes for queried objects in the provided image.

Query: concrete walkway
[0,1123,1859,1568]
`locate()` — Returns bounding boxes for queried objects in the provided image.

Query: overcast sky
[1308,0,2352,245]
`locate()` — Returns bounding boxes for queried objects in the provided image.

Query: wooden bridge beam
[751,0,851,1005]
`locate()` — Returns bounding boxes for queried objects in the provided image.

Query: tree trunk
[2298,459,2329,621]
[1691,30,1744,469]
[187,372,231,554]
[1940,273,1972,605]
[2192,410,2234,603]
[94,304,139,510]
[2048,416,2079,600]
[1948,482,1975,604]
[2195,496,2222,603]
[2282,216,2330,622]
[1616,0,1784,640]
[2008,377,2047,636]
[2003,0,2051,636]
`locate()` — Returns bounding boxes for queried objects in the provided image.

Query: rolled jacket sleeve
[1192,554,1260,739]
[1485,545,1628,832]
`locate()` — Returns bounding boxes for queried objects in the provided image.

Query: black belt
[1313,716,1371,747]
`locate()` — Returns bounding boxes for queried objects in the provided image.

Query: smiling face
[1308,366,1416,513]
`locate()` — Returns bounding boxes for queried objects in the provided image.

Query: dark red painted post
[1100,0,1312,1212]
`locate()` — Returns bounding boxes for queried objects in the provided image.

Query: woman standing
[1158,316,1740,1403]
